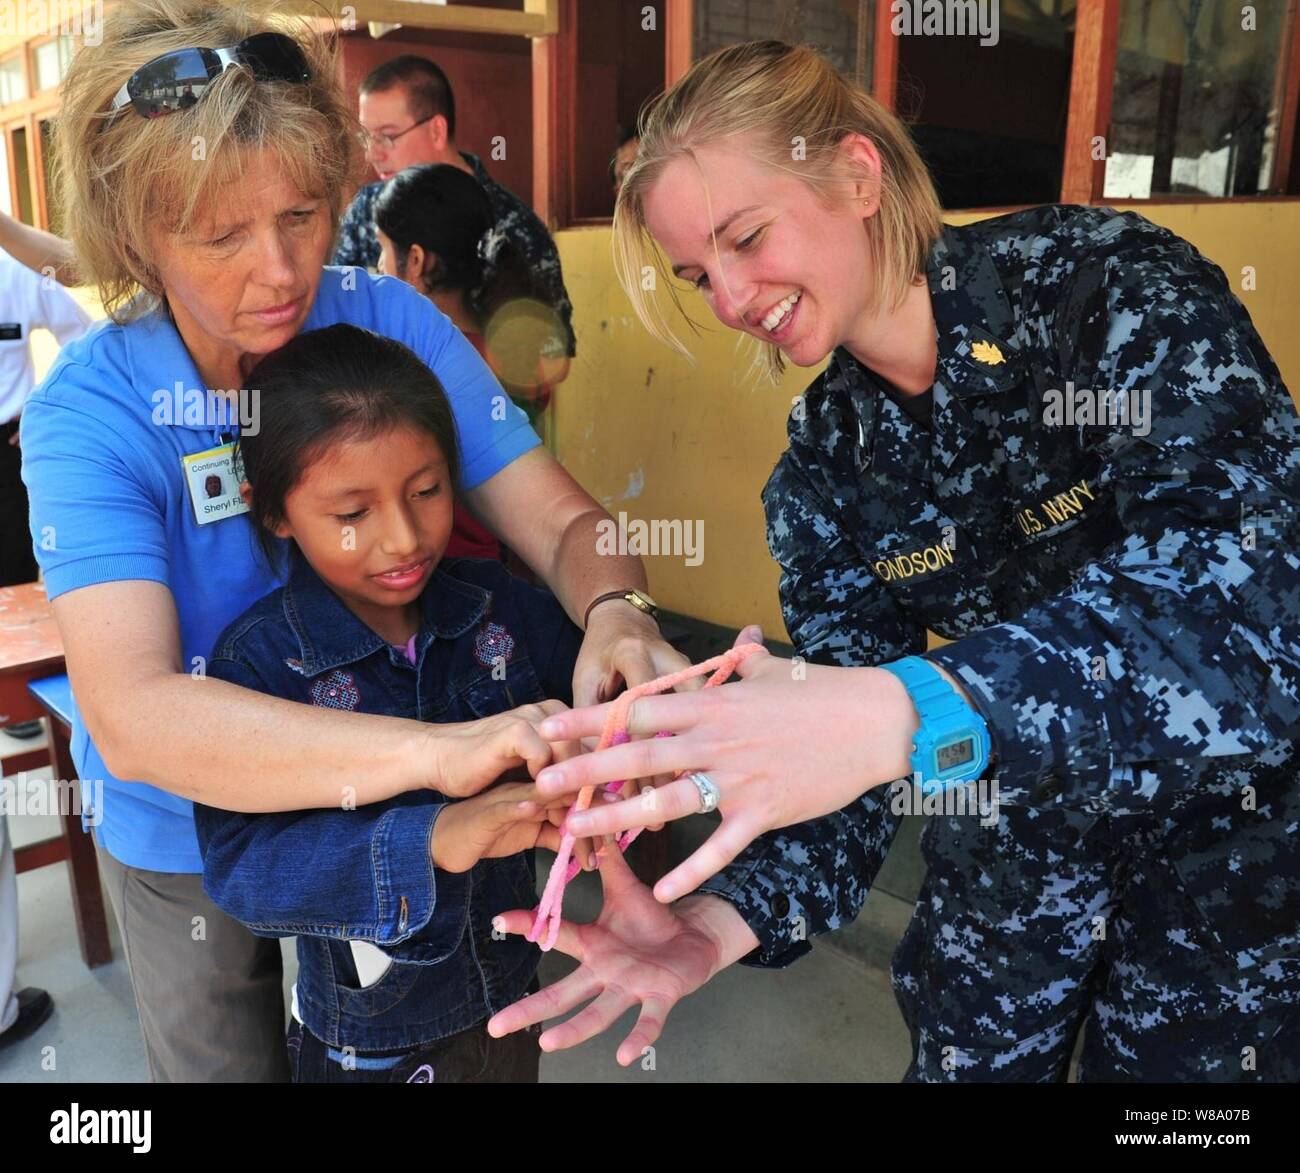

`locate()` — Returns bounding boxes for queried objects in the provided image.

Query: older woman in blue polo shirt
[18,0,680,1082]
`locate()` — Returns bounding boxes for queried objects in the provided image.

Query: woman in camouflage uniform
[489,41,1300,1082]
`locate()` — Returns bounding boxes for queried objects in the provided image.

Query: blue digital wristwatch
[879,656,990,794]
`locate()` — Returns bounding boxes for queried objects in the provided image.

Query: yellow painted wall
[551,202,1300,639]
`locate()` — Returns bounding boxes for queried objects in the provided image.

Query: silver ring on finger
[686,771,721,814]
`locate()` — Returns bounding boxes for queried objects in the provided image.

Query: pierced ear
[840,131,883,206]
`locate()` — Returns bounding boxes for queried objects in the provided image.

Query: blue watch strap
[882,656,969,725]
[879,656,990,791]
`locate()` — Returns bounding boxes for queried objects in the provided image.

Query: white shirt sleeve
[32,269,93,345]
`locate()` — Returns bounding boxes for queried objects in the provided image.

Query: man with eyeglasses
[333,55,576,369]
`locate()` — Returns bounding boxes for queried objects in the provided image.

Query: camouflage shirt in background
[332,150,577,358]
[697,205,1300,1078]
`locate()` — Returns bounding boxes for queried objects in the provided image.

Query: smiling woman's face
[147,148,333,375]
[642,140,877,369]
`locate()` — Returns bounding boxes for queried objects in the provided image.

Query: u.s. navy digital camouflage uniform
[697,205,1300,1081]
[332,150,576,358]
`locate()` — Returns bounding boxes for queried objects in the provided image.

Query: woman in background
[375,163,568,563]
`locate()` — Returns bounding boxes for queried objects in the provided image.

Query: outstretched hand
[487,845,750,1065]
[532,625,919,902]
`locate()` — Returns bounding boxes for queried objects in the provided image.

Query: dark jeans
[287,1013,542,1084]
[0,419,37,587]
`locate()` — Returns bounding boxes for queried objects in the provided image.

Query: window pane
[33,40,66,91]
[0,133,10,218]
[0,56,26,105]
[896,0,1076,209]
[693,0,874,90]
[11,126,32,225]
[1104,0,1287,199]
[40,118,60,236]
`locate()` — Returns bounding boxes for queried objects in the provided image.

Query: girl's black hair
[372,163,548,328]
[237,323,460,572]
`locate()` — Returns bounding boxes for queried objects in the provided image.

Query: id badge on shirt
[181,442,250,526]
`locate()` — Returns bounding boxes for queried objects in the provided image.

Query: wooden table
[0,582,65,740]
[1,581,112,968]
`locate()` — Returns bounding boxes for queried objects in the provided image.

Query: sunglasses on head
[108,32,310,120]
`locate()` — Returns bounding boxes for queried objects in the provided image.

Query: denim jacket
[193,548,583,1051]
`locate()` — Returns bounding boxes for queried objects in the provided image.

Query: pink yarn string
[526,642,765,951]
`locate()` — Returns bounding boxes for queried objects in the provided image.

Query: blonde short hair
[54,0,361,323]
[613,40,943,379]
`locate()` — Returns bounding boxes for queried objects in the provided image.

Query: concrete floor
[1,724,917,1082]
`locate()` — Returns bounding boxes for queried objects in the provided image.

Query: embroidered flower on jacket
[474,621,516,669]
[310,669,360,710]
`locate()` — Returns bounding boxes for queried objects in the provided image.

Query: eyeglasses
[358,115,434,154]
[107,32,311,121]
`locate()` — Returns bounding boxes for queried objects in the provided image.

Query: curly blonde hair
[53,0,361,323]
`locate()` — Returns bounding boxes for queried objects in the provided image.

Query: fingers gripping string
[527,643,765,951]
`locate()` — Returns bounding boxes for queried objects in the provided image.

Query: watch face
[632,589,656,608]
[937,737,975,771]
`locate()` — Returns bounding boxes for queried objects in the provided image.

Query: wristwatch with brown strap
[583,587,659,629]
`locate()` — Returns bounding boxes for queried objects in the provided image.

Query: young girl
[193,322,591,1083]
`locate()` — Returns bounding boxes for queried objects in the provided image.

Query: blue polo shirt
[19,267,542,872]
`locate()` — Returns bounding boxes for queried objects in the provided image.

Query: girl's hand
[535,626,920,902]
[430,780,598,874]
[487,846,757,1064]
[572,602,694,707]
[426,700,578,799]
